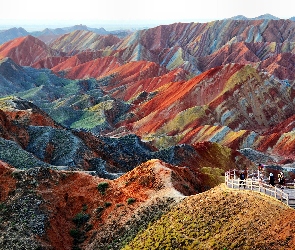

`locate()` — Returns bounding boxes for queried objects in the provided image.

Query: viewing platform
[225,170,295,208]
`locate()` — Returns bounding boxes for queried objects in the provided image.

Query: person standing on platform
[240,171,246,188]
[269,173,275,186]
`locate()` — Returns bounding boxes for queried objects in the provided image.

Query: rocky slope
[52,56,122,80]
[109,63,295,160]
[49,30,121,54]
[0,35,62,66]
[0,158,248,250]
[3,19,295,80]
[2,161,294,250]
[0,94,254,181]
[1,55,294,162]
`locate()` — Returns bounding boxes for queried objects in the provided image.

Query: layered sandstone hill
[49,30,121,54]
[0,53,294,162]
[102,63,294,160]
[0,95,253,180]
[114,19,295,79]
[0,35,62,66]
[2,20,295,80]
[46,19,295,80]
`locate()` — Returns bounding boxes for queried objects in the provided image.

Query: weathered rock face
[1,20,295,161]
[0,95,253,178]
[55,56,122,80]
[49,30,121,54]
[4,19,295,81]
[0,35,61,66]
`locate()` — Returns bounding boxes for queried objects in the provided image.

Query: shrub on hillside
[97,182,109,195]
[72,212,90,227]
[127,198,136,205]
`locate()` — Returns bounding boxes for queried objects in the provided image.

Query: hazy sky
[1,0,295,30]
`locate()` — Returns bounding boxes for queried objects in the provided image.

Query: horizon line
[0,15,294,32]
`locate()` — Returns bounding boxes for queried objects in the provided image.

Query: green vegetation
[72,212,90,227]
[0,203,6,211]
[70,111,107,129]
[16,86,44,100]
[127,198,136,205]
[97,182,109,195]
[82,204,88,212]
[95,206,104,218]
[104,201,112,207]
[200,167,225,188]
[69,228,82,239]
[70,206,92,249]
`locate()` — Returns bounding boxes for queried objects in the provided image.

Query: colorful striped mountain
[1,17,295,250]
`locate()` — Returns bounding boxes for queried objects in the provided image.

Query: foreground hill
[124,184,295,250]
[0,159,245,249]
[2,160,294,249]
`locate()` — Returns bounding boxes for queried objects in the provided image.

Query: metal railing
[225,170,289,206]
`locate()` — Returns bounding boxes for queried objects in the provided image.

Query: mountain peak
[229,15,248,20]
[229,13,280,21]
[254,13,280,20]
[0,35,57,66]
[71,24,88,30]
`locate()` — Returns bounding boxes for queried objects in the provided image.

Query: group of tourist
[238,163,286,189]
[269,171,285,187]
